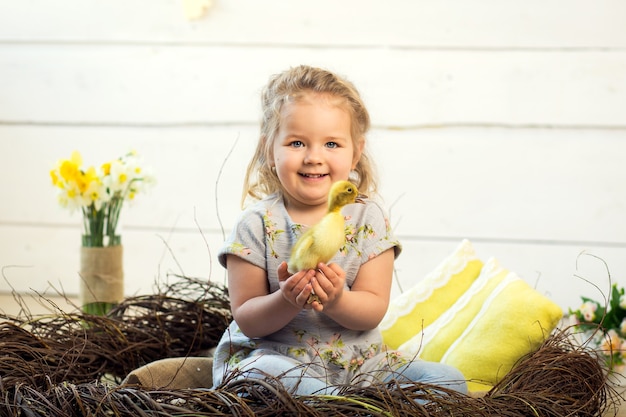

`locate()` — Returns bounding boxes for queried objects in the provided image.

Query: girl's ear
[352,137,365,169]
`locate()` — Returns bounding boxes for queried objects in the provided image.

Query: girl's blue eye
[290,141,304,148]
[326,142,338,149]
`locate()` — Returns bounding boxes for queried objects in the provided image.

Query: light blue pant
[225,354,467,396]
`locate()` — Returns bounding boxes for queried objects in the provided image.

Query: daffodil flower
[50,151,154,247]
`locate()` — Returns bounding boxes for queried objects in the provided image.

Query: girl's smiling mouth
[299,173,328,178]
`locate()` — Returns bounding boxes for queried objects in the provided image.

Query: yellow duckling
[287,180,365,304]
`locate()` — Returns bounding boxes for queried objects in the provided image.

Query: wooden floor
[609,397,626,417]
[0,292,79,317]
[608,377,626,417]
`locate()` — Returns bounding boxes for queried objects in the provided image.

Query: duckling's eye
[347,187,353,193]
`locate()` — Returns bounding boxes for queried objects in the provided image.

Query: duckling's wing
[288,230,316,273]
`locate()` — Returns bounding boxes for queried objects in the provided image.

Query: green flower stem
[105,196,123,246]
[82,302,116,316]
[81,196,124,247]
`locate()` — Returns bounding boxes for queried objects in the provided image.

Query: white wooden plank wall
[0,0,625,312]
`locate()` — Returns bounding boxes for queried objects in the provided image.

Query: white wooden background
[0,0,625,312]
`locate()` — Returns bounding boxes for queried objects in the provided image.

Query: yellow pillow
[440,270,563,392]
[399,257,509,362]
[380,239,483,349]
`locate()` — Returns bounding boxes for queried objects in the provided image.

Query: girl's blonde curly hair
[241,65,378,207]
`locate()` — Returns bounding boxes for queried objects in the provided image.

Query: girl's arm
[314,248,395,331]
[226,255,314,338]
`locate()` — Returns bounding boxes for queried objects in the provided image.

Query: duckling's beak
[355,194,368,204]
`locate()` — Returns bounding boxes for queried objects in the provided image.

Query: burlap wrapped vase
[79,244,124,311]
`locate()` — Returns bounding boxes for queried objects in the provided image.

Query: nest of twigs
[0,276,231,387]
[0,275,621,416]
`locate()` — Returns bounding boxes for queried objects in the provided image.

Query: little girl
[212,65,467,395]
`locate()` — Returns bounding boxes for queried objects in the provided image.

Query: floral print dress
[212,194,404,388]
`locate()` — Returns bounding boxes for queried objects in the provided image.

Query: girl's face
[272,92,363,212]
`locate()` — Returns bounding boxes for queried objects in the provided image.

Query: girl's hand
[309,262,346,312]
[277,261,316,309]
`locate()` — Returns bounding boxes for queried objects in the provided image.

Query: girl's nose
[303,146,322,164]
